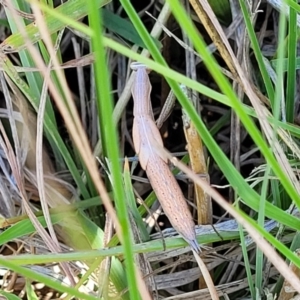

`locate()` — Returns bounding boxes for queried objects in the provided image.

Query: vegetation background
[0,0,299,299]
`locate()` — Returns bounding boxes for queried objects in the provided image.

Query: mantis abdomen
[131,63,199,252]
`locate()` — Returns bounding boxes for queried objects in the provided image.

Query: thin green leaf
[0,19,10,28]
[0,213,64,246]
[208,0,231,24]
[239,0,275,104]
[7,230,241,265]
[26,280,39,300]
[87,3,138,299]
[271,57,300,71]
[115,0,300,228]
[0,258,97,300]
[123,158,149,242]
[255,166,270,294]
[1,0,111,53]
[102,8,161,49]
[239,220,255,298]
[99,38,300,231]
[0,290,21,300]
[286,1,297,123]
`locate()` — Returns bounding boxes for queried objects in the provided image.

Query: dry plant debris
[0,0,299,299]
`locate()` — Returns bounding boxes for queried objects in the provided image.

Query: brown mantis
[130,62,199,253]
[130,62,219,300]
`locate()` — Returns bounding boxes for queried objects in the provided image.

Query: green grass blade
[166,0,300,207]
[99,38,300,231]
[117,0,300,224]
[255,166,270,293]
[0,214,63,246]
[26,280,39,300]
[0,257,97,300]
[87,3,139,299]
[273,5,288,124]
[239,0,275,104]
[271,57,300,71]
[102,8,161,49]
[1,0,110,53]
[286,0,300,12]
[65,211,129,298]
[4,1,57,125]
[286,1,297,123]
[208,0,231,23]
[123,159,149,242]
[0,290,22,300]
[8,230,241,265]
[239,209,300,269]
[239,221,255,298]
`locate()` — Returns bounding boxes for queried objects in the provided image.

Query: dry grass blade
[193,0,300,197]
[189,0,240,83]
[36,23,72,279]
[95,1,172,157]
[97,215,113,298]
[278,249,300,300]
[193,250,219,300]
[164,268,279,299]
[181,1,211,229]
[24,0,121,236]
[6,1,153,298]
[2,4,76,286]
[155,143,300,295]
[0,79,76,285]
[71,37,87,132]
[1,0,299,298]
[181,88,211,225]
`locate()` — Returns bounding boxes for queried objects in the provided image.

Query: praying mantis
[130,62,200,253]
[130,62,219,300]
